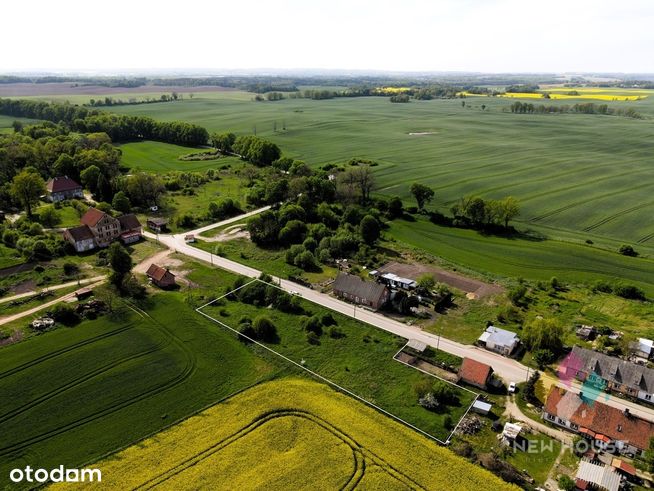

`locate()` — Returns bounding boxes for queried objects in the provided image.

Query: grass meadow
[63,378,515,491]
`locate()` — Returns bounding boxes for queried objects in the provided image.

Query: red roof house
[46,176,84,202]
[458,357,494,389]
[146,264,176,288]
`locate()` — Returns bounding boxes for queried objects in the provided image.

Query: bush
[303,315,323,336]
[614,284,646,301]
[176,213,196,228]
[533,349,556,369]
[39,206,61,227]
[306,331,320,345]
[294,250,318,271]
[558,475,575,491]
[592,280,613,294]
[63,262,79,276]
[507,285,527,306]
[50,303,80,326]
[321,313,336,326]
[619,244,638,257]
[253,315,277,342]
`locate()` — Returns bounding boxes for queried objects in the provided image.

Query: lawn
[0,244,23,270]
[107,90,654,248]
[63,379,515,491]
[0,292,277,485]
[200,277,476,442]
[34,203,82,228]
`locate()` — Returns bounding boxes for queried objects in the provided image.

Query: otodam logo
[557,350,610,404]
[9,466,101,484]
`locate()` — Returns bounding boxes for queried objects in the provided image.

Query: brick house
[45,176,84,202]
[63,225,96,252]
[543,386,654,457]
[458,357,494,390]
[332,273,389,310]
[80,207,120,247]
[146,264,176,288]
[564,346,654,404]
[117,214,143,245]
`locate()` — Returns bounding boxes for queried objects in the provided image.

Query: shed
[502,422,522,440]
[459,357,494,389]
[146,264,176,288]
[576,460,620,491]
[75,287,93,300]
[471,400,492,415]
[406,339,427,353]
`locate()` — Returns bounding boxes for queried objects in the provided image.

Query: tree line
[0,98,209,145]
[509,101,643,119]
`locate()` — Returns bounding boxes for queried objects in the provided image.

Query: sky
[2,0,653,74]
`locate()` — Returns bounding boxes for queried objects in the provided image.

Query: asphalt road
[144,211,654,422]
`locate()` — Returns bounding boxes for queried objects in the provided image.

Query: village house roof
[46,176,82,193]
[80,207,108,227]
[117,213,141,231]
[66,225,94,242]
[332,273,388,302]
[147,217,168,226]
[576,460,621,491]
[459,357,493,387]
[570,345,654,394]
[146,264,174,282]
[544,387,654,451]
[479,326,519,348]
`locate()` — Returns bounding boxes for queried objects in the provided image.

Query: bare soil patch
[408,131,438,136]
[0,83,236,97]
[378,261,503,298]
[202,225,250,243]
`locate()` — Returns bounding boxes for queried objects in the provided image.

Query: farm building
[63,225,96,252]
[371,271,417,290]
[117,214,142,245]
[575,460,621,491]
[147,217,168,233]
[146,264,176,288]
[332,273,389,310]
[45,176,83,202]
[629,338,653,361]
[81,207,120,247]
[563,346,654,404]
[543,386,654,456]
[458,358,494,390]
[478,326,519,356]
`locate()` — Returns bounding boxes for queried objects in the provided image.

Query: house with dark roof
[117,214,142,245]
[146,264,176,288]
[332,273,389,310]
[459,357,494,389]
[63,225,96,252]
[81,207,120,247]
[543,386,654,456]
[45,176,83,202]
[478,326,520,356]
[564,346,654,404]
[147,217,168,233]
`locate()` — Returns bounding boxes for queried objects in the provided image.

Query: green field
[0,290,277,485]
[118,140,240,173]
[106,90,654,247]
[389,216,654,294]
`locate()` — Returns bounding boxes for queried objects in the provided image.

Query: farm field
[0,291,277,486]
[389,216,654,295]
[60,378,514,491]
[200,277,477,442]
[106,91,654,248]
[117,141,242,173]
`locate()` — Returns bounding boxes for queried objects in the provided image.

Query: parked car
[508,382,517,393]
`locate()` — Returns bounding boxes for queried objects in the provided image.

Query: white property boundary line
[196,278,478,446]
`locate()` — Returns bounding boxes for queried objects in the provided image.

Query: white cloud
[2,0,652,73]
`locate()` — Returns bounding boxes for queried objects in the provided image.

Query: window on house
[646,394,652,400]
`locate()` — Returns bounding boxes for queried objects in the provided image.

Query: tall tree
[360,215,380,245]
[108,242,133,287]
[498,196,520,228]
[410,183,434,210]
[11,167,45,218]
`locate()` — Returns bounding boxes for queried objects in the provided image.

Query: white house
[478,326,519,356]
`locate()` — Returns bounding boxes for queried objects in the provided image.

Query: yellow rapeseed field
[458,89,647,101]
[52,379,517,490]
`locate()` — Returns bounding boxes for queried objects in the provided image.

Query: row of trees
[0,98,209,145]
[450,196,520,229]
[509,101,642,119]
